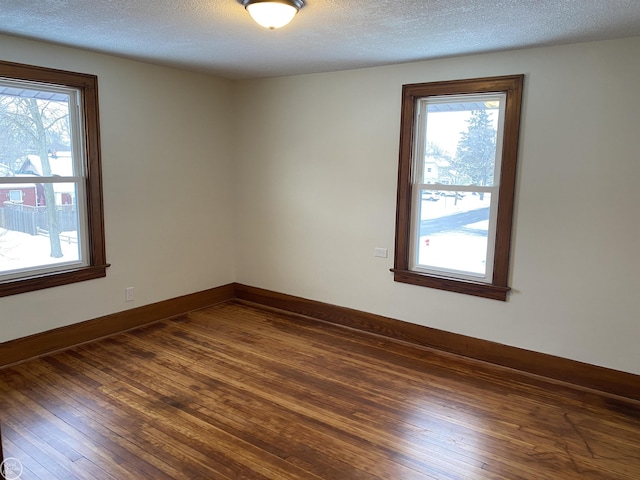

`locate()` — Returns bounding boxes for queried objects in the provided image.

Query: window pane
[0,84,74,178]
[0,81,84,279]
[423,97,502,187]
[0,182,82,277]
[416,191,492,278]
[411,94,505,282]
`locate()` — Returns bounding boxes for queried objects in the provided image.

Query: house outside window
[8,190,23,203]
[0,61,107,297]
[393,75,524,301]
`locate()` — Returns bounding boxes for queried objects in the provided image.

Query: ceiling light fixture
[239,0,305,30]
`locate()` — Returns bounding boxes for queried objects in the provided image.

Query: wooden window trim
[392,75,524,301]
[0,61,108,297]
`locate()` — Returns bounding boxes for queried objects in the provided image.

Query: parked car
[440,191,464,200]
[422,191,440,201]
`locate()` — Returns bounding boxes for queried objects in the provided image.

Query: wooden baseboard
[233,283,640,403]
[0,283,235,368]
[3,281,638,403]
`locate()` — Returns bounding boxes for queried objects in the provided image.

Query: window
[8,190,23,203]
[0,61,107,297]
[393,75,523,301]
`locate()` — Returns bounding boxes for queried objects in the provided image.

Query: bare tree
[26,98,63,257]
[0,95,71,258]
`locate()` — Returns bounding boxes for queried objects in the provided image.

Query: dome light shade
[239,0,305,29]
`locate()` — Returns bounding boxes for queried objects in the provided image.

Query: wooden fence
[0,202,77,235]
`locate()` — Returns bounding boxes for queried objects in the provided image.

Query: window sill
[0,264,110,297]
[391,268,510,301]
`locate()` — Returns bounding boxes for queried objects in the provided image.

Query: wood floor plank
[70,345,389,480]
[36,357,262,480]
[3,362,205,480]
[118,325,461,478]
[0,390,116,480]
[150,326,496,478]
[2,302,640,479]
[84,335,437,480]
[48,345,325,479]
[158,308,596,476]
[2,434,50,480]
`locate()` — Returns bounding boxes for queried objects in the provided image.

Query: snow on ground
[418,194,491,276]
[0,227,79,274]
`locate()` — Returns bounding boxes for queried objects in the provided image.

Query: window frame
[0,60,108,297]
[392,75,524,301]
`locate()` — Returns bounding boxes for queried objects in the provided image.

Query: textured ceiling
[1,0,640,79]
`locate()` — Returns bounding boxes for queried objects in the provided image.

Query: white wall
[1,35,236,342]
[234,37,640,375]
[2,34,638,376]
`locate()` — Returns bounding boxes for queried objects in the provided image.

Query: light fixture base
[239,0,305,9]
[239,0,305,29]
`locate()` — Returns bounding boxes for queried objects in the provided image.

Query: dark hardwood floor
[1,302,639,479]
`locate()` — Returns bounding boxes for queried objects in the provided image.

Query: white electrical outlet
[374,248,388,258]
[125,286,135,302]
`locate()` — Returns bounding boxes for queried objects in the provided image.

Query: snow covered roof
[20,152,74,177]
[425,156,451,167]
